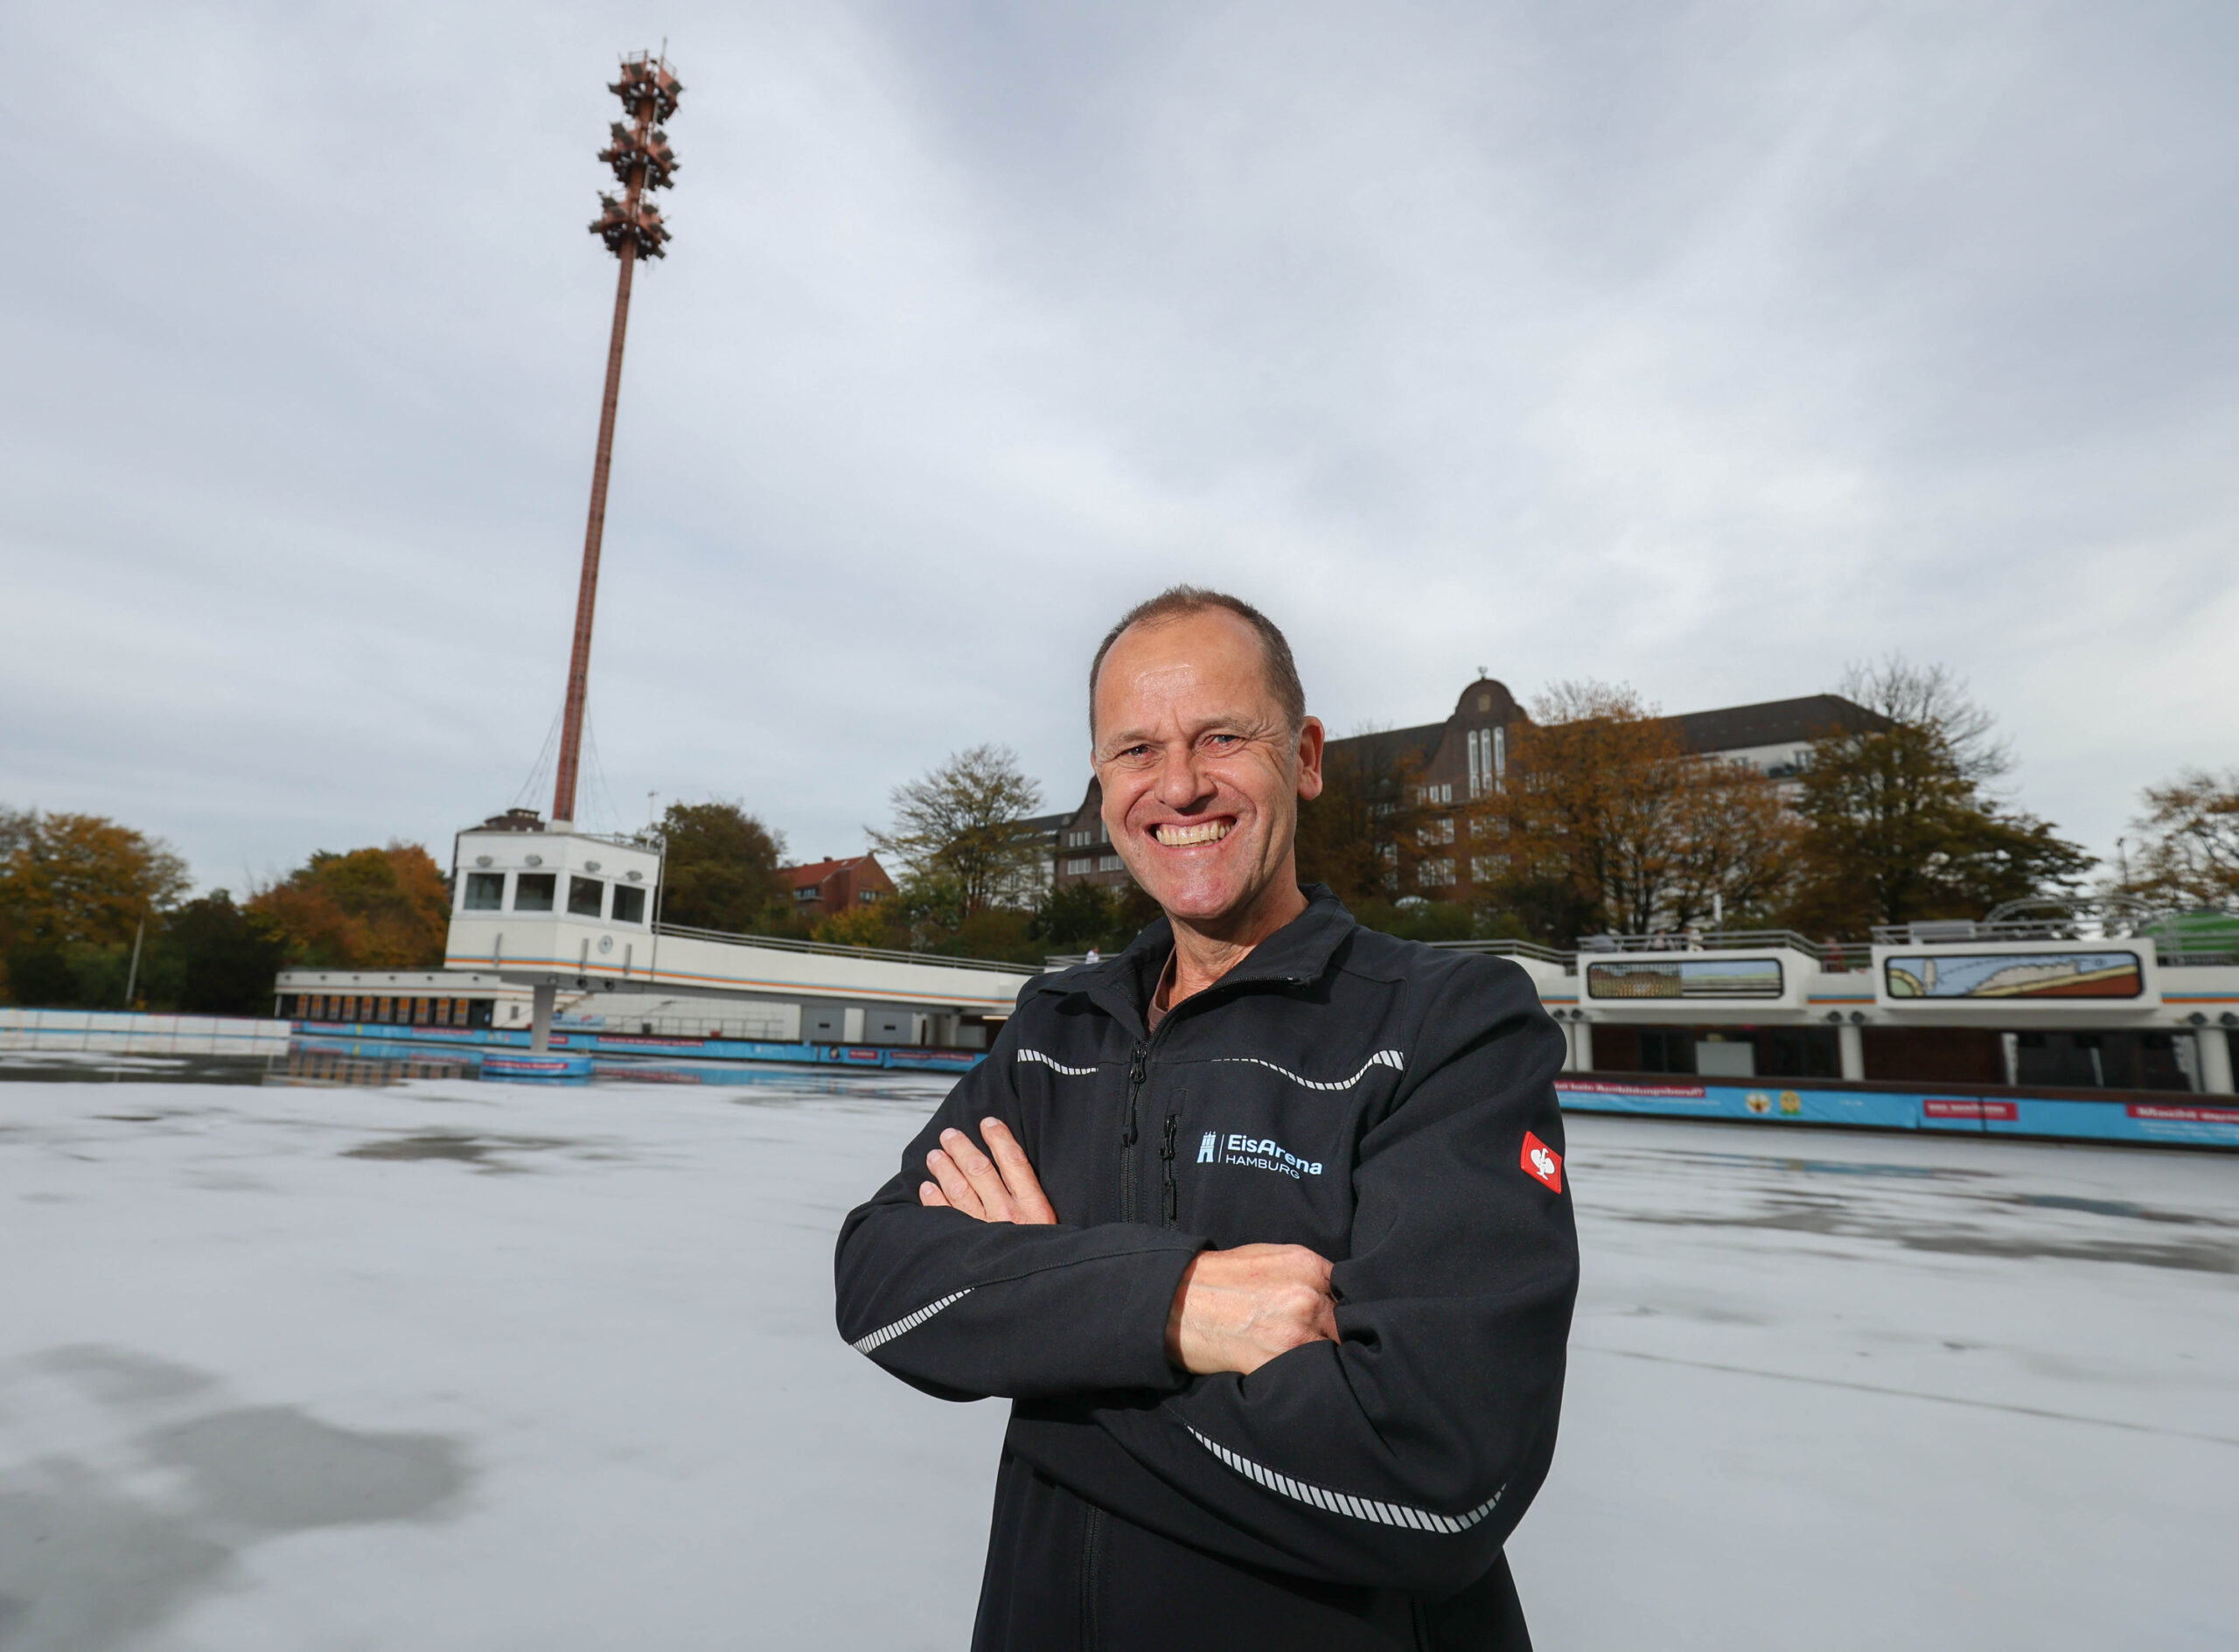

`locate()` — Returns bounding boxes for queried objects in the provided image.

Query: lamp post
[551,51,683,828]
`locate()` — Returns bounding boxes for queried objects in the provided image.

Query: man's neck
[1161,875,1309,1009]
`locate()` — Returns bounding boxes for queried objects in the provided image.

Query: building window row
[1466,726,1507,797]
[286,993,493,1029]
[463,870,646,924]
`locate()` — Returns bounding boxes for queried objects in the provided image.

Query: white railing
[652,923,1042,975]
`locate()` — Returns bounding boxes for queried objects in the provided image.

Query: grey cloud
[2,0,2232,881]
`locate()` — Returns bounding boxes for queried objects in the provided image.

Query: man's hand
[919,1118,1057,1224]
[1165,1244,1338,1377]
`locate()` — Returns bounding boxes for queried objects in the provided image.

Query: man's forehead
[1096,617,1281,736]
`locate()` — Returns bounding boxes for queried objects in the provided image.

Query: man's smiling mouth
[1153,819,1233,847]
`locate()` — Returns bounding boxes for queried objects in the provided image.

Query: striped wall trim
[1017,1049,1099,1077]
[1207,1049,1405,1092]
[851,1288,972,1356]
[1187,1427,1503,1534]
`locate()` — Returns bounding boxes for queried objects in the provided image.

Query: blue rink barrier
[1556,1076,2239,1150]
[290,1021,987,1076]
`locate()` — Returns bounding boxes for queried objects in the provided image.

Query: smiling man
[834,588,1578,1651]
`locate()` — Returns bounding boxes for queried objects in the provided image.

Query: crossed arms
[919,1117,1339,1377]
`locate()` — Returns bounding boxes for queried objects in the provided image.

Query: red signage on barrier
[2127,1103,2239,1124]
[1923,1098,2018,1121]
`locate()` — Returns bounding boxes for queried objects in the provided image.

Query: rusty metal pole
[552,55,680,826]
[552,194,640,825]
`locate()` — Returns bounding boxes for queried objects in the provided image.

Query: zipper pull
[1159,1114,1180,1223]
[1123,1044,1145,1147]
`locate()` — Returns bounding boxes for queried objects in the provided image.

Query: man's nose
[1155,747,1211,809]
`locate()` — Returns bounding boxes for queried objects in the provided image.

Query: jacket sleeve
[1027,958,1577,1597]
[833,1014,1207,1402]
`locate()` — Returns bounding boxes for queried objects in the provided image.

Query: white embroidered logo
[1202,1132,1323,1180]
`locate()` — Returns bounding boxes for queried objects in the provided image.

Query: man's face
[1092,610,1324,929]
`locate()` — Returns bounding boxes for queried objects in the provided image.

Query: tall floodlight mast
[551,50,682,826]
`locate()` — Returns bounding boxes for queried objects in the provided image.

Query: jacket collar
[1029,885,1356,1034]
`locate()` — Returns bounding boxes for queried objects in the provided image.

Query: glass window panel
[513,873,556,912]
[464,873,506,910]
[1883,951,2144,1000]
[610,884,646,924]
[568,875,604,917]
[1588,958,1784,1000]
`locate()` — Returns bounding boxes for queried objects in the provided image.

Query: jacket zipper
[1080,1504,1105,1651]
[1120,1043,1146,1225]
[1158,1112,1180,1227]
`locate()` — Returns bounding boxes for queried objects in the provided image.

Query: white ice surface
[0,1070,2233,1650]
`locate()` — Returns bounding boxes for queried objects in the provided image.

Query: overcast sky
[4,0,2235,890]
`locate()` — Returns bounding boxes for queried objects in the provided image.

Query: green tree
[1032,882,1125,952]
[250,844,452,968]
[652,801,788,933]
[1029,881,1162,956]
[1784,658,2094,936]
[813,902,899,948]
[160,892,289,1014]
[869,745,1044,922]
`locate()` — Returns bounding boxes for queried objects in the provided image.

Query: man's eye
[1205,735,1242,749]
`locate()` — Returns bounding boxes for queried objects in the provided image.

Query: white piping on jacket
[851,1288,972,1355]
[1187,1426,1504,1534]
[1208,1049,1405,1091]
[1016,1049,1098,1077]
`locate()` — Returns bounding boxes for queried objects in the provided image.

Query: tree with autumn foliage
[870,745,1046,922]
[1476,683,1800,939]
[0,808,190,951]
[249,843,452,969]
[1781,659,2093,936]
[2114,768,2239,910]
[0,808,192,1003]
[1294,733,1425,903]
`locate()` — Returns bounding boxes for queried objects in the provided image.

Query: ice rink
[1,1056,2233,1650]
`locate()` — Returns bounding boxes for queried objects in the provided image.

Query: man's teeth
[1154,820,1231,847]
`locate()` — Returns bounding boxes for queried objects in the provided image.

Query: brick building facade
[1047,673,1886,896]
[783,854,896,919]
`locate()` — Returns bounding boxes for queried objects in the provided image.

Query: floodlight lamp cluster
[588,50,683,262]
[591,193,669,260]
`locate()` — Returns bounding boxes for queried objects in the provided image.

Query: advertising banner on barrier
[1554,1077,2239,1148]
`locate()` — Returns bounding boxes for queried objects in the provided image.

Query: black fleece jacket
[834,889,1578,1651]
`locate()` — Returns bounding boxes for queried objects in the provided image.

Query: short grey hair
[1088,586,1307,739]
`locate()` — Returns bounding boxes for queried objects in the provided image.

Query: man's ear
[1294,716,1326,802]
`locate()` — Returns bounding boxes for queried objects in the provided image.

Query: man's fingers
[941,1127,1015,1222]
[917,1180,951,1209]
[980,1119,1057,1224]
[924,1147,987,1219]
